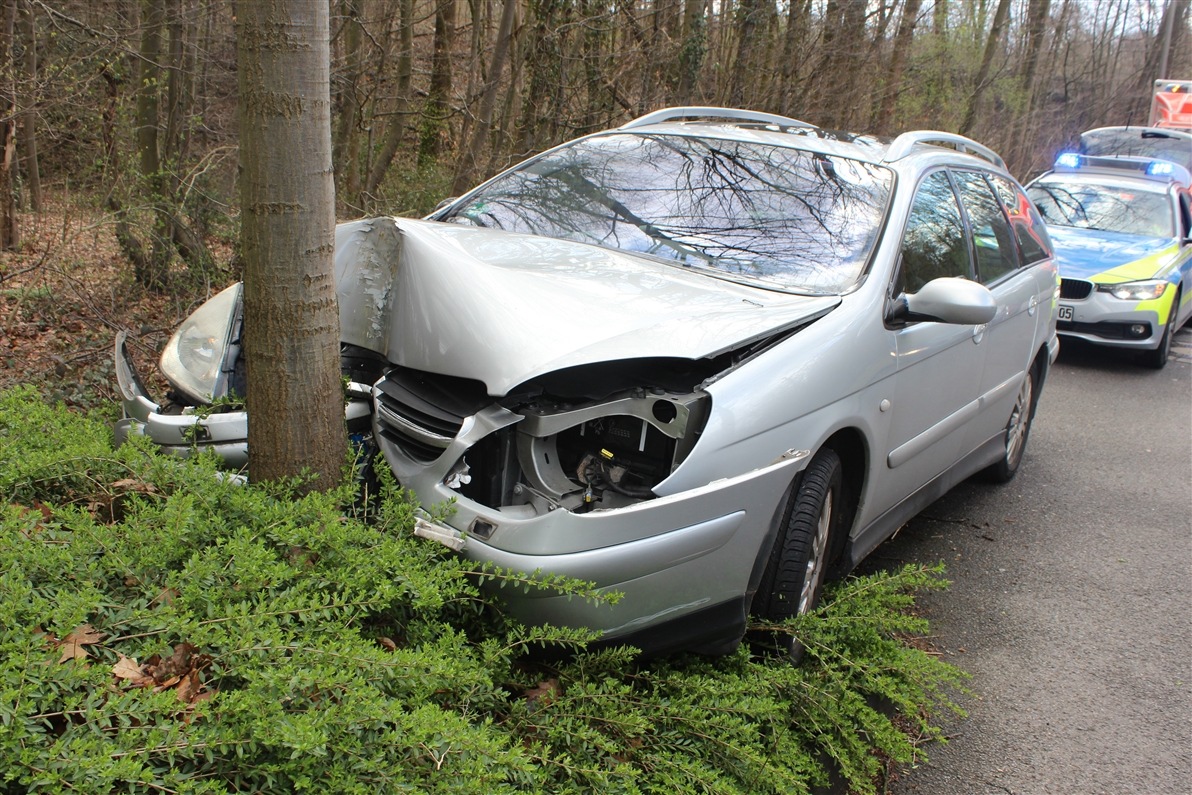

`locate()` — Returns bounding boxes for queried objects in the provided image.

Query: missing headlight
[451,389,710,514]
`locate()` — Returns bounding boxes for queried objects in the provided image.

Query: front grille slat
[1060,279,1093,300]
[373,367,491,462]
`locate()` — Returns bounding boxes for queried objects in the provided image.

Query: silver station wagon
[116,108,1060,656]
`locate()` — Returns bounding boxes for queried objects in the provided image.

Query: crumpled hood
[335,217,839,396]
[1046,226,1177,281]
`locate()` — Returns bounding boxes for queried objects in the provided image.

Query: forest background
[0,0,1189,403]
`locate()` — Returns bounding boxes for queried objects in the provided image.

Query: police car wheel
[1141,295,1177,370]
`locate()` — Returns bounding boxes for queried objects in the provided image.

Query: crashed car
[1026,152,1192,368]
[117,107,1059,656]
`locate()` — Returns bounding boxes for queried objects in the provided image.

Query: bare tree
[419,0,458,164]
[364,0,415,200]
[0,0,16,250]
[18,0,39,212]
[452,0,517,192]
[958,0,1012,136]
[238,0,346,491]
[873,0,923,135]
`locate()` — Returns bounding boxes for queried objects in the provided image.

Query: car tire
[754,448,844,660]
[1141,291,1178,370]
[983,362,1038,483]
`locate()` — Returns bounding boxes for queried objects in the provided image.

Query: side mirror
[892,277,997,325]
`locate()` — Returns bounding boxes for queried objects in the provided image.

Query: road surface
[866,327,1192,795]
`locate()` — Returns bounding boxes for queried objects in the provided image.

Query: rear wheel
[754,449,844,658]
[983,363,1037,483]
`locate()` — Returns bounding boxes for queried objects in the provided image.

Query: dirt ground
[0,195,236,412]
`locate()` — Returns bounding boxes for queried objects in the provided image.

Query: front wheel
[755,448,844,634]
[1141,293,1178,370]
[983,363,1038,483]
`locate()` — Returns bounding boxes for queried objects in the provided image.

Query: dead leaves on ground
[55,623,106,663]
[49,625,214,706]
[111,642,214,705]
[523,677,561,711]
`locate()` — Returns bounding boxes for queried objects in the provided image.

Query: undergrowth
[0,385,968,794]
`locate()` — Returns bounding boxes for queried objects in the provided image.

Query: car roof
[1030,168,1175,195]
[1078,126,1192,172]
[611,106,1009,172]
[1081,125,1192,142]
[1035,152,1192,189]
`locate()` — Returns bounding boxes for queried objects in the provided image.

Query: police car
[1026,153,1192,368]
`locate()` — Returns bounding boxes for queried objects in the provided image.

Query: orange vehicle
[1149,79,1192,130]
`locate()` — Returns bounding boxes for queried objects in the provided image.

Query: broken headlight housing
[159,282,243,405]
[456,388,711,513]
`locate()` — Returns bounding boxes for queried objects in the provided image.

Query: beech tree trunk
[238,0,345,491]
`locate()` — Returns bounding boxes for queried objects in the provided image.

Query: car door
[878,169,987,509]
[953,170,1049,451]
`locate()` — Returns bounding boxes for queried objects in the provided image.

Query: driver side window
[897,171,973,294]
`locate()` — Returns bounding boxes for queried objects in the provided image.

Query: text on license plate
[1058,304,1074,322]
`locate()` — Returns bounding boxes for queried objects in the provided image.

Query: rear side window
[954,170,1019,284]
[898,170,972,293]
[988,174,1053,265]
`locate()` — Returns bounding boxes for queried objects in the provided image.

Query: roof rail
[883,131,1006,170]
[620,106,815,131]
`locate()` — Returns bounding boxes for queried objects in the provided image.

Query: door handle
[972,323,987,344]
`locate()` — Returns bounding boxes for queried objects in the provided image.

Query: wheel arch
[746,427,869,604]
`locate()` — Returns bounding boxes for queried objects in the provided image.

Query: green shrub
[0,385,967,793]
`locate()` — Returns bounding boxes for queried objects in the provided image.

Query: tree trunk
[778,0,810,116]
[873,0,922,135]
[728,0,764,107]
[135,0,171,288]
[364,0,415,197]
[452,0,517,193]
[17,0,37,212]
[333,0,364,205]
[0,0,16,251]
[238,0,345,492]
[958,0,1012,136]
[418,0,457,165]
[676,0,707,105]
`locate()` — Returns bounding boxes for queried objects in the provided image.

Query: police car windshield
[1027,180,1173,238]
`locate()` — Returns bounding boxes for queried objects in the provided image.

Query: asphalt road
[862,327,1192,795]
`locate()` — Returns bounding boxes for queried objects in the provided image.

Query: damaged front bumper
[391,431,812,654]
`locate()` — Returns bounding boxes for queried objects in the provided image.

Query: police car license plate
[1058,304,1073,322]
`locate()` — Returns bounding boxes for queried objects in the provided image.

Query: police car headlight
[160,282,242,404]
[1097,281,1168,301]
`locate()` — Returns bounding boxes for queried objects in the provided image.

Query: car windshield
[1079,129,1192,171]
[440,132,893,294]
[1028,180,1173,238]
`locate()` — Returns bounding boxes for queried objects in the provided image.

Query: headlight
[1097,280,1168,301]
[160,282,242,404]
